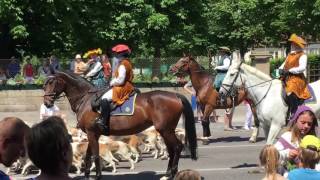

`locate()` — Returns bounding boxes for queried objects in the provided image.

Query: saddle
[91,87,141,112]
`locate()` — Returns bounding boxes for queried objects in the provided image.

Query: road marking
[198,144,264,149]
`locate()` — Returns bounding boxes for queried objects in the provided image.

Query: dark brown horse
[43,71,197,180]
[170,56,249,144]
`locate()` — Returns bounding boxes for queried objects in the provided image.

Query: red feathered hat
[112,44,131,54]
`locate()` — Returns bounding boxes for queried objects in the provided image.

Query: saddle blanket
[282,84,316,104]
[110,93,137,116]
[305,85,316,104]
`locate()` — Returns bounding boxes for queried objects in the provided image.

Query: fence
[308,63,320,83]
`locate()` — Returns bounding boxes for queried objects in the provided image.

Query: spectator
[223,108,235,131]
[0,67,7,85]
[38,59,51,77]
[22,58,35,84]
[26,116,73,180]
[259,145,285,180]
[274,105,318,177]
[184,81,202,122]
[101,54,112,84]
[40,103,61,121]
[242,99,253,130]
[288,135,320,180]
[0,117,30,179]
[6,57,20,78]
[174,169,201,180]
[49,55,60,72]
[73,54,88,76]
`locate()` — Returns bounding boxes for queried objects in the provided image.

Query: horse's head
[169,55,194,75]
[219,58,243,95]
[43,75,66,108]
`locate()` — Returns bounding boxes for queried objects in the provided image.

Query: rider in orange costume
[97,44,134,134]
[279,34,311,117]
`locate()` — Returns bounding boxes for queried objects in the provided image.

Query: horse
[219,57,320,144]
[43,71,197,180]
[170,56,258,144]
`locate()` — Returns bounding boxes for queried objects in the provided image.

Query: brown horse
[43,71,197,180]
[170,56,250,144]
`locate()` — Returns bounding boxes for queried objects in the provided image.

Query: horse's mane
[56,71,94,87]
[241,63,272,80]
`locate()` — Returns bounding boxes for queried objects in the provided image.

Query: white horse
[219,58,320,144]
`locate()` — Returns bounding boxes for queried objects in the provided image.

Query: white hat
[75,54,82,59]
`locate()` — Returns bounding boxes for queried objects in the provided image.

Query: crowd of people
[0,49,113,86]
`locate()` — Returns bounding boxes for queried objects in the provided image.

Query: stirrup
[96,117,109,135]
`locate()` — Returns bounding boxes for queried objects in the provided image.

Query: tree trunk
[152,46,161,79]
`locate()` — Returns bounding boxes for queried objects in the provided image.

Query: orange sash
[112,59,134,105]
[283,52,311,100]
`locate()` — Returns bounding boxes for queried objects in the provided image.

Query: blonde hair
[174,169,201,180]
[259,145,279,180]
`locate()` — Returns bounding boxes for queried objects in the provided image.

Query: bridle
[221,61,274,107]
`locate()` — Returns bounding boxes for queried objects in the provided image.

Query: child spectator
[26,116,73,180]
[0,117,30,180]
[40,103,61,121]
[23,58,34,84]
[259,145,286,180]
[288,135,320,180]
[274,105,318,177]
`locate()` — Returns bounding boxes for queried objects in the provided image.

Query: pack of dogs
[7,126,186,176]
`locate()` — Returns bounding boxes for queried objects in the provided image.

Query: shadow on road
[73,171,164,180]
[208,136,265,143]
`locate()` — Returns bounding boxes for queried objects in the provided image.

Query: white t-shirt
[39,103,60,120]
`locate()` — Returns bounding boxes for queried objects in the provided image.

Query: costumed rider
[214,46,232,92]
[96,44,134,134]
[278,34,311,119]
[84,48,106,88]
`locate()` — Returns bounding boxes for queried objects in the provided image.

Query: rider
[96,44,134,134]
[213,47,234,131]
[214,46,232,92]
[279,34,311,118]
[84,48,106,88]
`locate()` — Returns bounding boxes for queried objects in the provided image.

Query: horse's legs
[266,121,283,144]
[249,109,260,143]
[160,130,183,179]
[201,105,214,145]
[87,131,102,180]
[84,143,92,180]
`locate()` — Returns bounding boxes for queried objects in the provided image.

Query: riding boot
[287,93,303,120]
[96,99,110,135]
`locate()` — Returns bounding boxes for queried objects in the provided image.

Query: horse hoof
[249,138,256,143]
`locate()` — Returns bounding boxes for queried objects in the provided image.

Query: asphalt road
[1,106,267,180]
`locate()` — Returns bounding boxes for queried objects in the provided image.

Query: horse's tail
[176,93,198,160]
